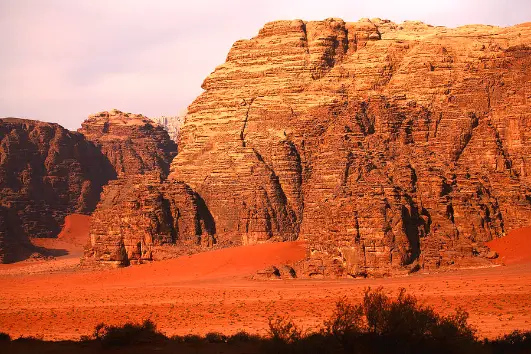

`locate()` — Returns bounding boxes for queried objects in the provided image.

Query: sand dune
[487,227,531,265]
[30,214,91,259]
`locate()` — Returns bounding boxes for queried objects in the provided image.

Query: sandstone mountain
[18,18,531,277]
[85,172,215,265]
[79,109,177,177]
[79,110,188,265]
[0,118,116,262]
[87,18,529,277]
[0,109,177,263]
[169,18,531,276]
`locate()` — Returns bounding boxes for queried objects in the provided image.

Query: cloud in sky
[1,0,530,129]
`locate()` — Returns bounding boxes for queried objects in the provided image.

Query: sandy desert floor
[0,215,530,341]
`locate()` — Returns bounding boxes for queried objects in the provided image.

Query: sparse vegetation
[267,316,302,343]
[486,330,531,354]
[1,289,530,353]
[92,319,165,347]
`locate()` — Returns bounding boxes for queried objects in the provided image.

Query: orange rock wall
[169,19,531,276]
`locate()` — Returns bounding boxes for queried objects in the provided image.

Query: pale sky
[1,0,530,130]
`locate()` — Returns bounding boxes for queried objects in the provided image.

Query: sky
[1,0,530,130]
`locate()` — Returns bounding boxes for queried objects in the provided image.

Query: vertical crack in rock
[240,97,256,147]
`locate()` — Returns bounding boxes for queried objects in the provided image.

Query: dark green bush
[8,289,528,354]
[228,331,261,343]
[324,296,364,340]
[180,334,203,343]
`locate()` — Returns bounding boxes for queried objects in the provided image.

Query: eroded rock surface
[85,173,215,265]
[0,118,115,262]
[150,114,185,143]
[79,109,177,177]
[168,19,531,276]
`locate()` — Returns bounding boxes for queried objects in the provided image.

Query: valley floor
[0,224,530,341]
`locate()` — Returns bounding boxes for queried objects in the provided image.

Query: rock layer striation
[168,19,531,276]
[0,118,115,262]
[79,109,177,177]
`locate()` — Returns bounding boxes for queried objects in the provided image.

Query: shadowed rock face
[0,118,116,262]
[167,18,531,276]
[79,109,177,178]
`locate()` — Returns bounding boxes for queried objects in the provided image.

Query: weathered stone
[255,266,281,280]
[0,118,116,262]
[167,19,531,276]
[85,173,216,265]
[79,109,177,177]
[279,265,297,279]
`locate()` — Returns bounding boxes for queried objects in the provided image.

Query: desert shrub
[93,319,166,347]
[205,332,227,343]
[79,334,92,342]
[323,296,364,348]
[268,316,302,344]
[324,296,364,337]
[178,334,203,343]
[363,287,392,334]
[487,330,531,354]
[317,288,479,353]
[0,332,10,341]
[228,331,261,343]
[12,335,43,342]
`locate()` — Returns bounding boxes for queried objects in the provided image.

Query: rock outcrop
[168,19,531,276]
[79,110,185,265]
[0,118,116,262]
[85,173,215,265]
[150,114,185,143]
[79,109,177,177]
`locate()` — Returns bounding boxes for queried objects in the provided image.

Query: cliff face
[85,173,215,265]
[0,118,116,262]
[79,109,177,177]
[167,18,531,276]
[150,114,185,143]
[80,110,184,264]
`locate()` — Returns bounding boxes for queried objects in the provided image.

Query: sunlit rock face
[167,18,531,276]
[85,173,215,266]
[79,109,177,178]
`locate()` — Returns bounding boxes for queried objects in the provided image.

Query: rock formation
[85,173,215,265]
[79,110,186,265]
[79,109,177,177]
[81,19,531,276]
[0,118,116,262]
[150,113,185,143]
[168,19,531,276]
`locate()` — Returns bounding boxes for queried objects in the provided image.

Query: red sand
[57,214,91,246]
[31,214,91,259]
[0,226,530,341]
[487,226,531,265]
